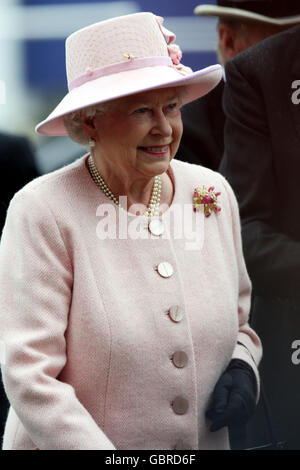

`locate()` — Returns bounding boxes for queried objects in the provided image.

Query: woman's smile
[138,145,170,157]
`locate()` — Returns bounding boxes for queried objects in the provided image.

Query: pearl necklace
[87,154,162,217]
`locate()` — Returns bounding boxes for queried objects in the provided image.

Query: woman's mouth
[138,146,169,156]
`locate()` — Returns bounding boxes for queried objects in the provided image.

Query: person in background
[0,13,261,450]
[0,132,38,235]
[220,24,300,450]
[0,131,39,444]
[177,0,300,170]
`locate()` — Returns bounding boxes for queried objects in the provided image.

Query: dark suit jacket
[220,25,300,449]
[177,80,225,171]
[0,132,39,235]
[0,132,39,442]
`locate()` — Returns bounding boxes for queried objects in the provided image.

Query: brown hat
[194,1,300,25]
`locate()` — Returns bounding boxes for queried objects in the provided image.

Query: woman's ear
[82,116,97,141]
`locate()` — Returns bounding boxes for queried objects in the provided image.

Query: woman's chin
[138,160,171,177]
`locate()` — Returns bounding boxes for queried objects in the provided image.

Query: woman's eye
[134,108,149,114]
[167,103,178,111]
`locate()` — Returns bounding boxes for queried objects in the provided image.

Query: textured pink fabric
[68,57,173,91]
[0,157,262,450]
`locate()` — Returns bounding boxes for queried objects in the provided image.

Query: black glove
[206,359,257,432]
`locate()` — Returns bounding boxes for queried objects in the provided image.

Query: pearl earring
[89,138,95,149]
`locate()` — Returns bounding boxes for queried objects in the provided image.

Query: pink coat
[0,156,262,450]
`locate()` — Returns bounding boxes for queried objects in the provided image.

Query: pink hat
[35,12,222,136]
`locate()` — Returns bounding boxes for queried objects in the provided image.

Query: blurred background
[0,0,219,173]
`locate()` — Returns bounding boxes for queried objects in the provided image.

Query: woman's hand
[206,359,257,432]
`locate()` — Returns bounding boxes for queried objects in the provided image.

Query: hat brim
[194,5,300,25]
[36,64,222,136]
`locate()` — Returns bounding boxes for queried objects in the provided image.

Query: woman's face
[90,87,184,178]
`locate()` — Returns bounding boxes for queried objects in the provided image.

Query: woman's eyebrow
[128,94,179,107]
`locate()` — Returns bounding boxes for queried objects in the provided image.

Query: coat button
[157,261,173,278]
[172,396,189,415]
[148,218,164,236]
[172,351,188,368]
[169,305,183,322]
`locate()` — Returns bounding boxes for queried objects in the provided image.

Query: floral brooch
[193,186,221,217]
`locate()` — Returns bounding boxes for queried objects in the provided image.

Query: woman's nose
[151,111,172,136]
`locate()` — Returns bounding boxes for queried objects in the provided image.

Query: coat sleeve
[220,58,300,299]
[221,176,262,397]
[0,188,116,450]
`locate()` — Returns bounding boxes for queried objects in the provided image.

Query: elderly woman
[0,12,261,450]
